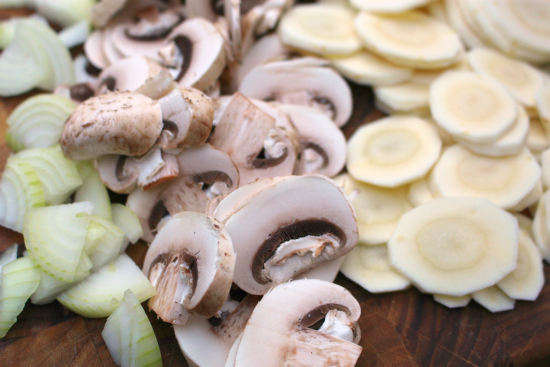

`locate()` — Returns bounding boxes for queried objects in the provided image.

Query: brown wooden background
[1,6,550,367]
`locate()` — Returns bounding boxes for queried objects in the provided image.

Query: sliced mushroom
[186,0,224,21]
[174,294,260,367]
[91,0,130,28]
[103,25,126,65]
[96,155,140,194]
[209,93,298,186]
[239,57,353,127]
[158,87,215,151]
[278,104,346,177]
[142,212,236,325]
[54,83,96,105]
[234,279,362,366]
[241,0,293,55]
[96,56,166,94]
[233,34,289,91]
[84,30,110,70]
[159,18,227,91]
[209,176,290,219]
[110,7,185,61]
[296,257,346,283]
[61,92,163,161]
[73,55,99,86]
[96,149,179,193]
[127,144,239,242]
[214,175,358,295]
[134,69,179,100]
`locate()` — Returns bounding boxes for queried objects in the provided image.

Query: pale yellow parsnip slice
[472,286,515,313]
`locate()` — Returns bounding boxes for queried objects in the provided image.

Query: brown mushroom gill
[173,36,194,82]
[69,84,95,102]
[148,251,199,299]
[303,142,329,169]
[99,77,116,92]
[211,0,224,16]
[252,219,346,284]
[298,304,350,330]
[249,147,288,169]
[148,199,170,232]
[85,61,102,76]
[126,14,185,41]
[115,156,129,181]
[192,171,233,191]
[162,119,179,139]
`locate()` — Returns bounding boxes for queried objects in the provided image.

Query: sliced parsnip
[512,213,533,235]
[340,245,411,293]
[347,115,442,188]
[424,117,454,146]
[433,294,471,308]
[278,4,361,56]
[472,286,515,313]
[527,118,550,155]
[375,99,430,118]
[330,51,413,86]
[468,48,544,107]
[455,105,529,157]
[511,180,543,212]
[354,11,463,69]
[497,230,544,301]
[430,71,518,143]
[542,149,550,189]
[430,145,541,209]
[533,190,550,262]
[388,197,519,297]
[536,86,550,130]
[408,177,435,207]
[334,174,412,245]
[374,82,429,112]
[445,0,485,49]
[350,0,431,13]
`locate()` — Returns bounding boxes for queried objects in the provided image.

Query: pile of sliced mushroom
[3,0,550,365]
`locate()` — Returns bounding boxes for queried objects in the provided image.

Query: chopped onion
[111,204,143,253]
[57,254,156,318]
[0,257,40,338]
[23,202,93,282]
[85,215,125,272]
[75,170,112,221]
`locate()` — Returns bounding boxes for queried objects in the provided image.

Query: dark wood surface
[1,7,550,366]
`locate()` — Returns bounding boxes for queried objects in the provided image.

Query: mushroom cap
[215,175,358,295]
[143,212,236,324]
[96,56,166,94]
[110,8,185,62]
[174,295,260,367]
[165,18,227,91]
[91,0,130,28]
[85,30,109,70]
[296,257,346,283]
[158,87,215,151]
[278,104,347,178]
[239,57,353,127]
[235,279,362,367]
[61,92,163,161]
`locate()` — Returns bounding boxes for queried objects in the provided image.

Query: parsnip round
[497,230,544,301]
[388,197,519,297]
[468,48,544,107]
[278,4,361,56]
[472,286,515,313]
[340,245,411,293]
[430,71,518,144]
[347,115,442,188]
[354,11,463,69]
[430,145,541,209]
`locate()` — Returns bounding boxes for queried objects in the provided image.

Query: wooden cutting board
[1,83,550,367]
[1,9,550,363]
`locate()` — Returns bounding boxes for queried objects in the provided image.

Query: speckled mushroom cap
[60,91,163,161]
